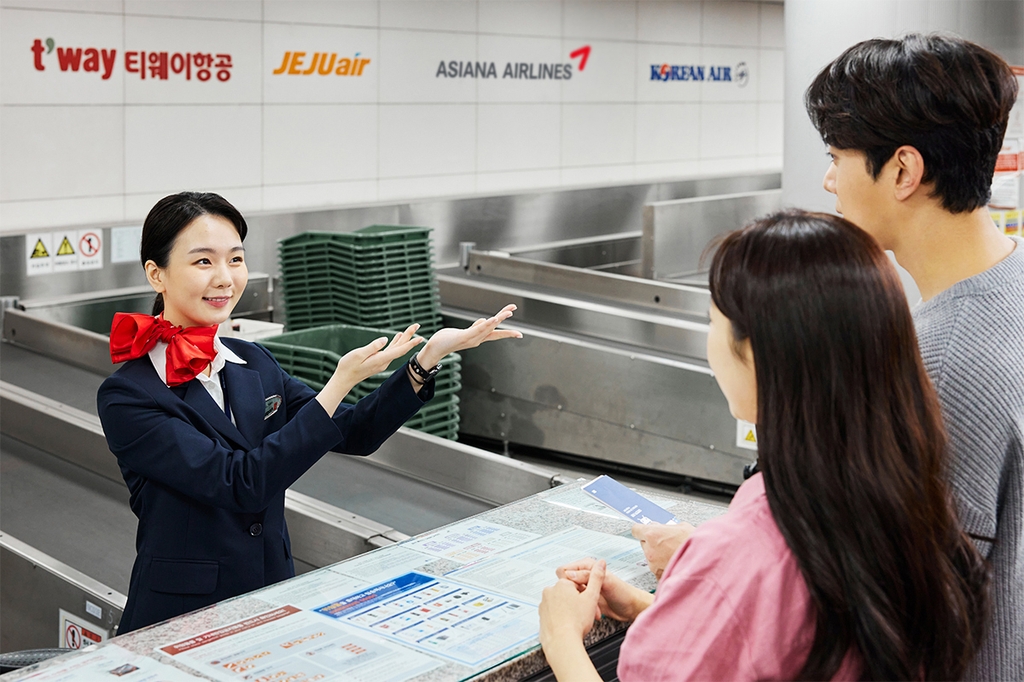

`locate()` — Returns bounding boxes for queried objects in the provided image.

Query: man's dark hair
[805,33,1019,213]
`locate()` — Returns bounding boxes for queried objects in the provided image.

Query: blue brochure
[582,475,680,525]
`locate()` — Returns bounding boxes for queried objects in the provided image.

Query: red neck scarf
[110,313,218,386]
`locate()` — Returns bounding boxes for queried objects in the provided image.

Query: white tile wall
[262,1,379,28]
[634,159,703,180]
[263,180,378,211]
[759,2,784,48]
[1,196,124,230]
[702,1,761,47]
[478,1,562,37]
[562,103,635,167]
[263,105,378,185]
[757,101,783,156]
[124,105,262,193]
[561,164,636,186]
[0,1,783,233]
[563,1,638,42]
[378,104,476,178]
[476,169,562,193]
[124,1,262,21]
[637,1,702,45]
[757,48,783,101]
[0,0,121,13]
[635,103,701,163]
[0,105,123,201]
[378,173,476,201]
[379,1,477,33]
[478,104,561,171]
[700,102,757,158]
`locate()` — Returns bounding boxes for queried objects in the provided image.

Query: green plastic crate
[260,324,460,439]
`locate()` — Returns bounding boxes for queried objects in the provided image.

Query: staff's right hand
[335,324,424,386]
[556,558,653,622]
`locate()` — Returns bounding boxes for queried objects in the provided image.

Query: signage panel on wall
[24,230,103,275]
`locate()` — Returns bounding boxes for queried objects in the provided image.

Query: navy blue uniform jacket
[96,338,430,634]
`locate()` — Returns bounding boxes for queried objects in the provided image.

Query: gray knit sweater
[913,236,1024,681]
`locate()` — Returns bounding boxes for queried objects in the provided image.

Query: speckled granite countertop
[3,482,727,682]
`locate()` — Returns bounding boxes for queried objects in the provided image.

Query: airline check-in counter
[1,479,726,681]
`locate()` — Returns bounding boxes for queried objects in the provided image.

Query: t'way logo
[31,37,233,81]
[272,51,370,76]
[436,44,591,80]
[32,37,116,79]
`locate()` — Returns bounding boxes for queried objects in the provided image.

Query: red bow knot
[109,313,218,386]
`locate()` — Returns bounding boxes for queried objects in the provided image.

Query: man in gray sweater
[805,34,1022,679]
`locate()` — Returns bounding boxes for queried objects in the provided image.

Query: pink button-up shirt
[618,473,859,681]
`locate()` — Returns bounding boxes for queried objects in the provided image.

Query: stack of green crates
[278,225,443,334]
[260,325,461,440]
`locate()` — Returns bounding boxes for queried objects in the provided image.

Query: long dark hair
[708,210,989,680]
[141,192,248,315]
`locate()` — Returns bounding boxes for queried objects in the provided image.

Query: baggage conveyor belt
[0,340,492,540]
[0,307,561,652]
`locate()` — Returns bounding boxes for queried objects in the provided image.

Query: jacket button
[249,523,263,537]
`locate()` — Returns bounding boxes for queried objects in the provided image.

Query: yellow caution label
[736,419,758,451]
[31,239,49,258]
[56,236,75,256]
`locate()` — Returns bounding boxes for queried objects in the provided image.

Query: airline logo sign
[436,45,591,80]
[30,38,233,81]
[272,52,371,77]
[651,61,749,87]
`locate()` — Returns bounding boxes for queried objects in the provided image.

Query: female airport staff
[537,211,990,680]
[97,191,520,634]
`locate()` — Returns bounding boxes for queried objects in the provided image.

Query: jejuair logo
[436,45,590,80]
[651,61,749,86]
[273,51,370,76]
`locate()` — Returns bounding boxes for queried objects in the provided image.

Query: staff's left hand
[416,304,522,367]
[539,559,606,650]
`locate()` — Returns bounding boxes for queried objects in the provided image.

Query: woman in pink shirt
[538,210,990,680]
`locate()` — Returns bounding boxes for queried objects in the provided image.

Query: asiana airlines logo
[650,61,749,86]
[272,51,370,76]
[436,45,590,80]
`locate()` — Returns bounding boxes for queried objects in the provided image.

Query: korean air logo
[651,61,748,86]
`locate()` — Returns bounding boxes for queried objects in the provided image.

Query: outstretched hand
[335,323,425,387]
[416,304,522,367]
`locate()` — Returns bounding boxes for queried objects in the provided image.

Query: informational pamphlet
[313,572,538,666]
[19,643,196,681]
[157,605,441,682]
[399,520,540,564]
[449,526,650,604]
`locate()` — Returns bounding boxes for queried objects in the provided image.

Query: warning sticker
[736,419,758,451]
[53,233,78,273]
[59,608,109,650]
[25,232,54,276]
[78,230,103,270]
